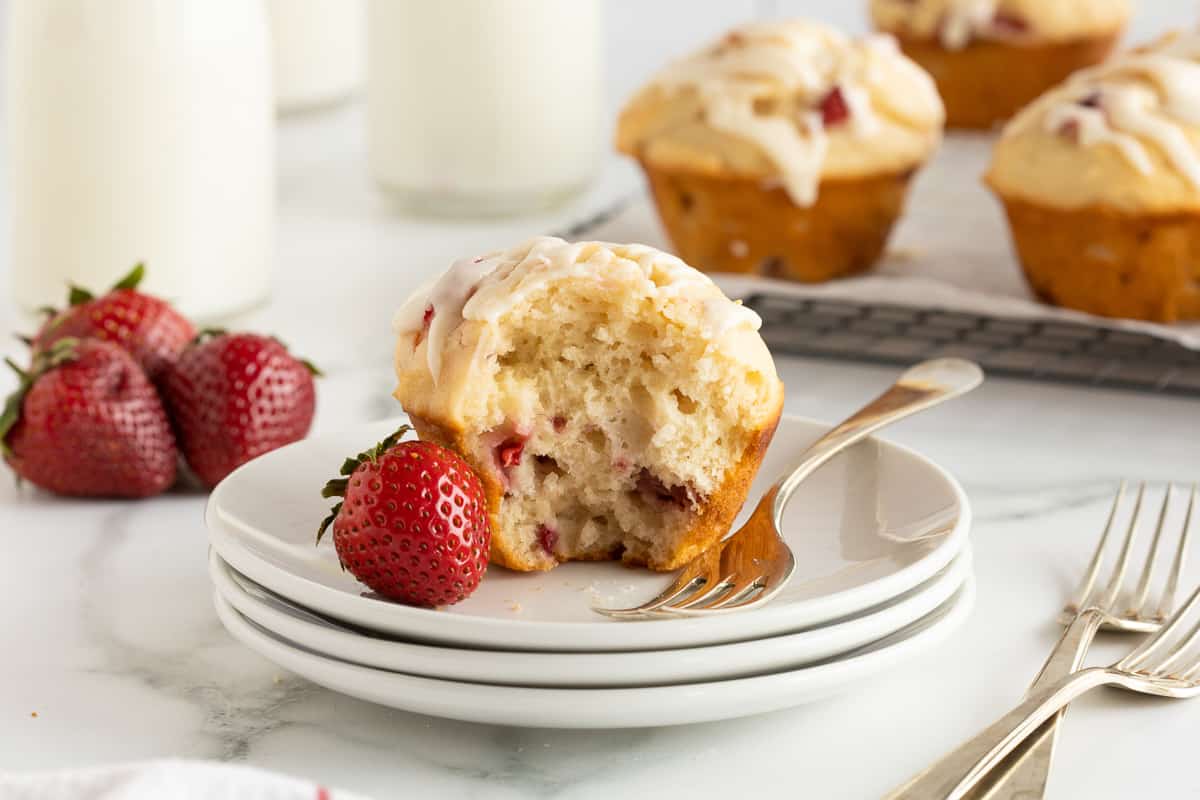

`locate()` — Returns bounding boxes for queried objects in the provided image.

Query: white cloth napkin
[0,760,371,800]
[589,133,1200,350]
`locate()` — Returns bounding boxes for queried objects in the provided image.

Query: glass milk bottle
[7,0,274,320]
[267,0,365,114]
[367,0,603,216]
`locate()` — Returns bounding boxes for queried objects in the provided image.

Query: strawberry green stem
[111,263,146,291]
[314,425,413,544]
[0,337,83,456]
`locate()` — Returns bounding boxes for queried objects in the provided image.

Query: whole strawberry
[317,427,490,607]
[1,339,177,497]
[32,264,196,381]
[162,332,318,488]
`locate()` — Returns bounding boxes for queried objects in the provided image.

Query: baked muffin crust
[871,0,1130,49]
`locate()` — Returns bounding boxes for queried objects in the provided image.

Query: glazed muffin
[986,32,1200,323]
[616,21,944,283]
[392,237,784,572]
[871,0,1129,129]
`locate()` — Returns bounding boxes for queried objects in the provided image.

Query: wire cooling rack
[742,293,1200,398]
[555,197,1200,398]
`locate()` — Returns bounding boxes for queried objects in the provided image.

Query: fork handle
[883,668,1113,800]
[949,610,1105,799]
[772,359,983,519]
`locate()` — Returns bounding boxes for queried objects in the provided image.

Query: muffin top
[615,20,944,207]
[986,31,1200,213]
[870,0,1130,50]
[393,237,777,417]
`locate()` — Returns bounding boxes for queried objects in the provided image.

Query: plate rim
[213,578,976,728]
[207,413,972,651]
[209,545,974,687]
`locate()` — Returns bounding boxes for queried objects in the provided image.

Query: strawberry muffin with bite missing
[616,20,944,283]
[871,0,1129,129]
[392,237,784,572]
[986,31,1200,322]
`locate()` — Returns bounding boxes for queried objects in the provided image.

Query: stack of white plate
[207,416,975,729]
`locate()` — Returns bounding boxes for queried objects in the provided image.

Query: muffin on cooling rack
[986,32,1200,322]
[615,20,944,283]
[871,0,1129,129]
[392,237,785,572]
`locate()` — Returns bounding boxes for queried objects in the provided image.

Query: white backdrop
[0,0,1189,305]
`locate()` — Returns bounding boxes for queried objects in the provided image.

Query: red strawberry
[32,264,196,381]
[819,87,851,127]
[1,338,177,497]
[162,332,318,488]
[317,427,490,607]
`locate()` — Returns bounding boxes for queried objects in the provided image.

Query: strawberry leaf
[0,343,81,458]
[4,357,29,382]
[0,395,21,457]
[0,360,32,457]
[111,263,146,291]
[321,478,349,499]
[315,426,414,549]
[315,501,343,544]
[190,328,228,347]
[67,286,94,306]
[44,337,81,367]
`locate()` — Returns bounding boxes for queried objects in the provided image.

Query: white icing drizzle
[938,0,998,49]
[645,22,895,207]
[842,84,882,138]
[1010,32,1200,191]
[393,256,501,381]
[1043,103,1154,173]
[700,297,760,339]
[394,237,763,383]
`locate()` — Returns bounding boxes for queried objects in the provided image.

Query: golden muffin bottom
[999,196,1200,322]
[642,163,915,283]
[895,32,1121,130]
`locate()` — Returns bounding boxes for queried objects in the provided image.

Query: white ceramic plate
[210,545,973,687]
[208,415,970,652]
[214,578,975,728]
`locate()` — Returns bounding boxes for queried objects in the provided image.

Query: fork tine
[711,583,771,612]
[1100,481,1145,611]
[1129,484,1174,617]
[672,575,737,610]
[1121,583,1200,672]
[1151,612,1200,677]
[1068,480,1126,613]
[1178,659,1200,683]
[1157,483,1197,621]
[595,574,708,618]
[681,575,764,611]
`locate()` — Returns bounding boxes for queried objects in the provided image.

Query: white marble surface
[2,2,1199,797]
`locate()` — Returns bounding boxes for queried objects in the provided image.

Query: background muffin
[871,0,1130,129]
[986,31,1200,322]
[392,237,784,572]
[616,20,944,283]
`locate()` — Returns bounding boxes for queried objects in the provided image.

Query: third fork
[916,481,1196,799]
